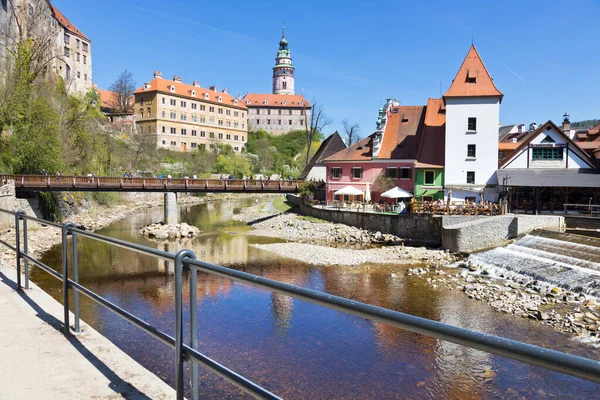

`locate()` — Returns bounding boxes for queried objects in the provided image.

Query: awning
[334,186,364,196]
[497,169,600,188]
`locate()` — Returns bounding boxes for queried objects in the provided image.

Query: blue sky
[54,0,600,137]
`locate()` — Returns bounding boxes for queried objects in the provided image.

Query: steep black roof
[299,131,347,179]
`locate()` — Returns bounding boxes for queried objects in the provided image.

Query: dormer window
[281,100,286,105]
[466,69,477,84]
[170,85,175,93]
[298,101,303,106]
[218,96,222,102]
[263,99,268,105]
[191,90,196,97]
[204,93,209,99]
[144,83,150,90]
[246,99,251,105]
[233,99,238,105]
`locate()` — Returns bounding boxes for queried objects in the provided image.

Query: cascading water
[469,230,600,297]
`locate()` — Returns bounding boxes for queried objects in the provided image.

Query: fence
[1,207,600,399]
[564,203,600,216]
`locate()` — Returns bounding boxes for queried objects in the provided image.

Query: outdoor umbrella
[364,182,371,203]
[380,187,413,199]
[334,186,364,196]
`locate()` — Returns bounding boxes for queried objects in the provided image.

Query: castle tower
[272,26,295,95]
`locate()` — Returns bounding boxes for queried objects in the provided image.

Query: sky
[53,0,600,137]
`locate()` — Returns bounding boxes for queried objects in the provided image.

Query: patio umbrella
[381,187,413,199]
[364,182,371,203]
[334,186,364,196]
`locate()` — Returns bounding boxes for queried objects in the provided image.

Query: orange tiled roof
[324,135,373,162]
[95,86,134,112]
[241,94,310,108]
[134,77,247,109]
[49,4,89,41]
[377,106,426,159]
[415,98,445,168]
[589,122,600,136]
[444,45,502,100]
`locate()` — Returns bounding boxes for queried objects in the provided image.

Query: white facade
[304,165,326,181]
[445,97,500,202]
[502,124,594,170]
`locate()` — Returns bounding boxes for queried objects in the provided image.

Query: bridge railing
[0,174,301,192]
[1,207,600,400]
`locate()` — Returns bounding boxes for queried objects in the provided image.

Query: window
[181,114,187,121]
[278,119,282,125]
[226,110,231,116]
[170,141,176,146]
[467,117,477,131]
[234,147,239,152]
[400,168,412,179]
[83,55,86,64]
[191,103,197,110]
[234,135,239,140]
[170,99,176,106]
[267,110,271,115]
[84,74,87,81]
[64,33,70,45]
[209,106,215,113]
[218,120,223,126]
[498,150,505,159]
[467,144,476,158]
[191,143,197,148]
[162,98,166,105]
[351,167,363,179]
[77,53,80,61]
[242,123,245,129]
[192,130,197,136]
[64,47,70,57]
[283,81,287,89]
[170,112,176,120]
[386,167,397,178]
[76,39,80,49]
[242,113,245,118]
[226,121,231,127]
[226,134,231,140]
[77,71,80,79]
[162,111,166,118]
[234,111,238,117]
[191,115,197,122]
[209,132,215,138]
[200,131,206,137]
[200,105,206,111]
[256,119,260,124]
[278,110,282,115]
[181,101,187,108]
[162,140,166,145]
[200,116,206,123]
[209,117,215,124]
[289,119,292,125]
[218,108,223,114]
[466,171,475,184]
[300,120,304,126]
[218,133,223,139]
[82,43,88,52]
[267,119,271,125]
[424,170,435,185]
[532,147,563,160]
[170,127,176,134]
[331,167,342,179]
[181,129,187,135]
[234,122,239,128]
[162,126,166,133]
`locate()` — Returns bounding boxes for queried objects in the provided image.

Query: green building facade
[414,168,444,201]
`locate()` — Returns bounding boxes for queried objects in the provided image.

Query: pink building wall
[325,162,414,201]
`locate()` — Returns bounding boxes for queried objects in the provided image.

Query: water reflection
[29,200,600,399]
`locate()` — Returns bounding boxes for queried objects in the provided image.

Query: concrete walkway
[0,262,176,399]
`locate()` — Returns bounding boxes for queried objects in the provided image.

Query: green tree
[215,153,251,178]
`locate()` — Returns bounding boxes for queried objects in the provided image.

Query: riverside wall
[300,203,565,252]
[0,181,42,228]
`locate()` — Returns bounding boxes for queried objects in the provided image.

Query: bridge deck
[1,175,301,193]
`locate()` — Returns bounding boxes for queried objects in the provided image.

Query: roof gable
[324,135,373,162]
[299,132,347,179]
[416,98,446,168]
[377,106,426,159]
[444,45,502,100]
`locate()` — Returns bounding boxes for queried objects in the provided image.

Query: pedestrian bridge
[1,174,301,193]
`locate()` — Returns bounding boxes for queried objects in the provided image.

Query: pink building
[324,102,425,202]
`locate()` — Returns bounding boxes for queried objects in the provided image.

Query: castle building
[133,71,248,153]
[243,29,311,135]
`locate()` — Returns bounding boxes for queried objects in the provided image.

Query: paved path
[0,263,175,399]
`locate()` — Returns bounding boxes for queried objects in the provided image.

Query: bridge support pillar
[164,192,179,225]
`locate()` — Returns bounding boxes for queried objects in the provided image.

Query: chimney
[192,80,200,87]
[209,85,217,91]
[529,122,537,131]
[517,124,525,133]
[562,112,571,133]
[173,75,183,83]
[153,70,163,79]
[221,88,228,94]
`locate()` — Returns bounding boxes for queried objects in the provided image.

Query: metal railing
[1,207,600,399]
[564,203,600,216]
[0,174,301,193]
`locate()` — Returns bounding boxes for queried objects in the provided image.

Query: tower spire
[282,21,285,39]
[273,26,294,95]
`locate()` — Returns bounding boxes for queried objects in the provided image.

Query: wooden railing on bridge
[0,174,301,193]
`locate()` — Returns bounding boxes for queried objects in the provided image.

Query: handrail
[1,207,600,399]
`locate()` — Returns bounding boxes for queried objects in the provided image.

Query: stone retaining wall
[442,215,564,253]
[0,181,42,228]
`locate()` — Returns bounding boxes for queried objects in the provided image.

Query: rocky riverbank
[409,260,600,344]
[139,222,200,241]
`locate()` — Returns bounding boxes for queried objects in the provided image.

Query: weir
[470,231,600,296]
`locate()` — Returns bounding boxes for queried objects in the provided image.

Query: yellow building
[133,71,248,152]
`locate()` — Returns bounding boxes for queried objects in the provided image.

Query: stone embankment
[409,260,600,342]
[139,222,200,240]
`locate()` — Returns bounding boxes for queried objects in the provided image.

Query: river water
[31,200,600,399]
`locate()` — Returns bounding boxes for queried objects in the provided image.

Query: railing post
[14,210,25,292]
[72,232,80,333]
[23,216,29,290]
[174,249,196,400]
[188,253,199,400]
[62,222,76,335]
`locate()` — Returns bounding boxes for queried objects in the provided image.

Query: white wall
[305,166,326,181]
[445,97,500,188]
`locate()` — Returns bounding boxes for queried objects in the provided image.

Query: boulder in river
[139,222,200,240]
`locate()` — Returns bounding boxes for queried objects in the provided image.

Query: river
[31,199,600,399]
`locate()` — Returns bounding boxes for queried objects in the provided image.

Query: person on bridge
[56,171,61,182]
[42,169,47,177]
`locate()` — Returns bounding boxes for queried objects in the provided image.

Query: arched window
[140,109,144,118]
[147,107,151,117]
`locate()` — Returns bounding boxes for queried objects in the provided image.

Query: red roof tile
[444,45,502,100]
[377,106,426,159]
[324,135,373,162]
[415,98,445,168]
[94,86,134,112]
[241,94,310,108]
[134,77,247,109]
[49,4,89,41]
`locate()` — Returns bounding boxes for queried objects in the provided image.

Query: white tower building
[272,27,295,95]
[443,45,503,202]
